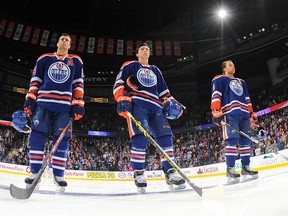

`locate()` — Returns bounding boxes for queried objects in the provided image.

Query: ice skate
[25,173,40,190]
[241,165,258,180]
[226,166,240,184]
[53,175,67,192]
[134,169,147,193]
[165,168,186,190]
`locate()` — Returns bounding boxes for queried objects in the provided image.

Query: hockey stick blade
[276,152,288,160]
[10,183,35,199]
[185,178,224,198]
[10,163,45,199]
[9,118,73,199]
[201,184,224,198]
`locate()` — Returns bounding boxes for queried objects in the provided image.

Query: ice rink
[0,163,288,216]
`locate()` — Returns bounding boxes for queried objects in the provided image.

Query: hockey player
[113,42,186,192]
[211,60,258,184]
[12,33,85,192]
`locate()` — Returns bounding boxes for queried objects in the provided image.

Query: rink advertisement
[0,150,287,181]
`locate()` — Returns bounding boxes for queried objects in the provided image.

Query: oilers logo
[137,68,157,87]
[229,79,243,96]
[48,61,70,83]
[33,119,39,125]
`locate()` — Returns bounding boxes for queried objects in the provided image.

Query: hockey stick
[9,118,73,199]
[221,122,259,144]
[275,152,288,160]
[221,122,288,160]
[127,112,223,198]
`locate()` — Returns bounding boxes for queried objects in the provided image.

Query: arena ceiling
[0,0,288,98]
[1,0,288,39]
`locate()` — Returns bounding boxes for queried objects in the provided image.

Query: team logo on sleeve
[137,68,157,87]
[48,61,71,83]
[229,79,243,96]
[67,58,73,66]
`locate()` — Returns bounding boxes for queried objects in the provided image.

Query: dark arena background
[0,1,288,215]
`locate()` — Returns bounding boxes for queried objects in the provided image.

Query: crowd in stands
[0,78,287,172]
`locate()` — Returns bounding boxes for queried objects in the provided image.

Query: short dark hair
[61,33,70,37]
[136,42,150,53]
[222,60,231,69]
[59,33,72,45]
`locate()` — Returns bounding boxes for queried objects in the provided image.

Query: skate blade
[55,185,66,193]
[242,174,258,181]
[227,177,240,184]
[202,185,224,199]
[137,187,146,193]
[169,183,186,191]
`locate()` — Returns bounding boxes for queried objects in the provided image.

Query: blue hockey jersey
[211,75,253,117]
[113,61,175,110]
[27,52,84,112]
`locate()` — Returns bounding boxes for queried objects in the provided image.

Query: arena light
[218,9,227,19]
[13,87,28,94]
[90,97,109,103]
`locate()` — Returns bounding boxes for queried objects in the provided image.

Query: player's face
[224,61,235,76]
[57,36,71,50]
[136,46,150,58]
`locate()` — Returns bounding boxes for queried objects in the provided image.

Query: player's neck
[56,48,68,56]
[224,72,234,78]
[138,59,149,66]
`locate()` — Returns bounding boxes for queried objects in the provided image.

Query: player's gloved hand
[23,93,37,115]
[163,99,183,120]
[12,110,31,133]
[212,110,224,126]
[71,99,85,120]
[250,112,258,129]
[117,94,132,119]
[254,125,266,138]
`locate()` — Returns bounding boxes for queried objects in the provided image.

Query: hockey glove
[12,110,31,133]
[212,110,224,126]
[23,93,37,115]
[117,94,132,119]
[71,99,85,120]
[163,100,183,120]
